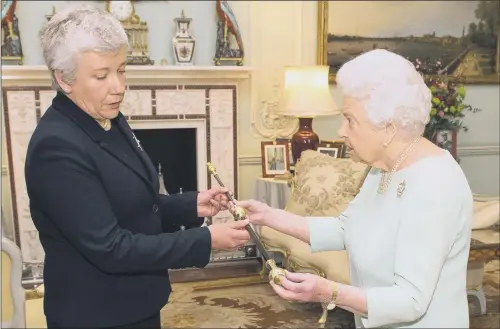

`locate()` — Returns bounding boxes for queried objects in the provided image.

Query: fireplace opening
[132,128,198,194]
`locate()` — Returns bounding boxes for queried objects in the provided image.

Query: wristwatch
[324,280,339,310]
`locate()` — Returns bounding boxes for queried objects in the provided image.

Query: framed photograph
[275,138,294,165]
[317,0,500,84]
[261,141,291,178]
[433,129,457,158]
[317,140,346,158]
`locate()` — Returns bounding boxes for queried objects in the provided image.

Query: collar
[51,92,124,142]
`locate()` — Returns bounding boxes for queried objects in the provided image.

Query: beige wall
[2,1,499,240]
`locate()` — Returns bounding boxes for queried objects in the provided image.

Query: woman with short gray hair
[26,4,250,328]
[39,4,129,95]
[239,49,473,328]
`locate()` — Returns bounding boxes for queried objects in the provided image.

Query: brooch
[397,181,406,198]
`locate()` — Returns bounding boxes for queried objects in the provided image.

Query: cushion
[261,226,296,252]
[287,234,351,284]
[472,198,499,230]
[285,150,370,216]
[260,150,370,284]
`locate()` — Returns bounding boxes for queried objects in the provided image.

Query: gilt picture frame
[261,141,291,178]
[317,0,500,85]
[275,138,294,165]
[317,140,346,159]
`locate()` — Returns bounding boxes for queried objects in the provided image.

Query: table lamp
[275,66,340,162]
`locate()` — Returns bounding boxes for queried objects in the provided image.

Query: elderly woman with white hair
[238,49,473,328]
[25,4,251,329]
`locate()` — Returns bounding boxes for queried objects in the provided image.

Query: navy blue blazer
[25,93,212,328]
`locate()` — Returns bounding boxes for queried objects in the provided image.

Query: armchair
[258,150,370,326]
[2,235,26,328]
[1,235,46,328]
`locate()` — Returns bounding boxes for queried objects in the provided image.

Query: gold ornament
[267,259,286,285]
[233,206,247,221]
[206,162,287,287]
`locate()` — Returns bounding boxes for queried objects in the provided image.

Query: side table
[252,176,291,210]
[252,176,291,265]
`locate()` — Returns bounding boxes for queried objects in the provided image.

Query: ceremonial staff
[207,162,286,285]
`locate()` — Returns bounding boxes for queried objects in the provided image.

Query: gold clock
[106,1,136,23]
[105,0,153,65]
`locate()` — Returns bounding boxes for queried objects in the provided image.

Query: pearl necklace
[377,136,421,194]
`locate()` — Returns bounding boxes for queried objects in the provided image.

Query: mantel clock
[106,0,153,65]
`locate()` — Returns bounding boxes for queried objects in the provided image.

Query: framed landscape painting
[317,0,500,84]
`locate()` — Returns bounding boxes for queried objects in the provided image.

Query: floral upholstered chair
[1,235,46,328]
[258,150,370,326]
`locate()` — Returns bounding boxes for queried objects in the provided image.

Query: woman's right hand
[208,220,250,250]
[236,199,273,226]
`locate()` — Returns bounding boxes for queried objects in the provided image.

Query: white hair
[39,4,128,92]
[336,49,432,139]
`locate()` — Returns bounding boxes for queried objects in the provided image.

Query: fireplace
[133,128,198,194]
[1,65,253,268]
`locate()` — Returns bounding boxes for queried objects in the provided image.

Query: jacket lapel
[114,114,159,189]
[52,93,158,197]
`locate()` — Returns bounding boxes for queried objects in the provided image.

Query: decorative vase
[172,10,195,66]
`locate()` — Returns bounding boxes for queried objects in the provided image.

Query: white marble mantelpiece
[1,65,254,86]
[1,65,253,262]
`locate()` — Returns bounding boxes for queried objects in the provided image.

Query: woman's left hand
[197,187,230,217]
[270,270,333,304]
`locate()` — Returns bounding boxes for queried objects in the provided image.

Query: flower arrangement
[413,58,481,140]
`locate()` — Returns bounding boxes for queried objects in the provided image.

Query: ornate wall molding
[251,82,298,139]
[247,1,303,139]
[457,145,500,157]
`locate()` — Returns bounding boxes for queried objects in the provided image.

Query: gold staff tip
[232,206,247,220]
[266,259,286,285]
[207,162,216,174]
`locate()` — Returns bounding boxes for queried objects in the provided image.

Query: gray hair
[336,49,432,139]
[39,4,129,93]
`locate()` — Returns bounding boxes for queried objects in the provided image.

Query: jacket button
[152,204,159,213]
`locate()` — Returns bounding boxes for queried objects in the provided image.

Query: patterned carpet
[161,260,499,328]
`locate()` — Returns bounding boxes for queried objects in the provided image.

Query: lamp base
[291,117,319,162]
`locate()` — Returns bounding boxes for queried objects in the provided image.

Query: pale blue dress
[309,151,473,328]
